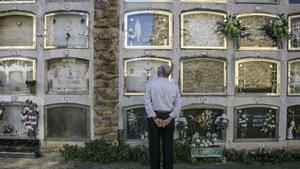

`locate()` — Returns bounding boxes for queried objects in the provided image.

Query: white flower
[196,139,200,143]
[191,144,196,148]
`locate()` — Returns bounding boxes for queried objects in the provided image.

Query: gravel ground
[1,152,300,169]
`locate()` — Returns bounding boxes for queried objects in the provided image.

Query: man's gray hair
[157,64,172,78]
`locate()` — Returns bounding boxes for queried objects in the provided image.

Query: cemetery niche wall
[234,105,278,141]
[124,57,171,95]
[287,105,300,140]
[235,58,280,96]
[288,59,300,95]
[183,105,227,141]
[124,106,148,140]
[45,104,89,141]
[0,0,35,3]
[125,0,171,2]
[46,58,89,94]
[181,11,226,49]
[180,57,226,95]
[124,10,172,49]
[237,13,278,50]
[235,0,279,4]
[289,0,300,3]
[44,11,89,49]
[289,14,300,51]
[0,57,36,94]
[0,11,36,49]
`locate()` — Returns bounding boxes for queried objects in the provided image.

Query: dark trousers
[148,112,175,169]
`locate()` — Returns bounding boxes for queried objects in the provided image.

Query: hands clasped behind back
[153,117,173,128]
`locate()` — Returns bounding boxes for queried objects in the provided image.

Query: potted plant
[25,80,36,94]
[263,14,290,49]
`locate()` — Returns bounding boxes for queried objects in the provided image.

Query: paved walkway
[1,152,300,169]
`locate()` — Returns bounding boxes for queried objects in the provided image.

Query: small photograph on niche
[126,107,148,140]
[237,14,278,50]
[125,11,172,49]
[47,58,89,94]
[235,106,278,141]
[0,58,36,94]
[183,106,228,141]
[235,0,279,4]
[287,105,300,140]
[289,15,300,50]
[44,12,89,49]
[181,58,226,95]
[235,58,280,96]
[124,57,171,95]
[288,59,300,95]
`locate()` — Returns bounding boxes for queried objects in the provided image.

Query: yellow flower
[111,140,119,148]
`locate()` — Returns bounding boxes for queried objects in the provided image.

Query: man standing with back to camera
[144,64,181,169]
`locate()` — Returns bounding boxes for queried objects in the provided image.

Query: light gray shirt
[144,77,181,118]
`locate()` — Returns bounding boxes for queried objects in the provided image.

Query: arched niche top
[235,58,280,96]
[0,11,36,49]
[0,0,35,4]
[288,14,300,51]
[181,11,227,49]
[182,104,226,110]
[0,57,36,94]
[46,57,89,94]
[236,13,278,50]
[124,57,172,96]
[288,59,300,95]
[124,10,173,49]
[44,11,89,49]
[180,57,227,95]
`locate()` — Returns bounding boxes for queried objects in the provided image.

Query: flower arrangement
[214,113,229,131]
[189,110,214,129]
[20,99,39,137]
[216,15,249,40]
[175,117,188,132]
[260,111,276,135]
[190,132,218,149]
[25,80,36,94]
[2,124,13,134]
[238,112,249,138]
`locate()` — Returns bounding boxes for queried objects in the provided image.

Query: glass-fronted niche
[288,59,300,95]
[183,105,227,141]
[289,15,300,51]
[44,11,89,49]
[0,0,35,3]
[234,105,278,141]
[180,57,226,95]
[235,0,279,4]
[287,105,300,140]
[124,0,171,2]
[125,106,148,140]
[124,57,171,95]
[47,0,89,2]
[46,58,89,94]
[45,104,90,141]
[289,0,300,3]
[237,13,278,50]
[0,57,36,94]
[181,11,226,49]
[124,10,172,49]
[0,11,36,49]
[235,58,280,96]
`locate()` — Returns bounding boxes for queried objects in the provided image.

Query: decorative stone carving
[181,58,226,95]
[289,15,300,50]
[125,11,172,49]
[181,11,226,49]
[288,59,300,95]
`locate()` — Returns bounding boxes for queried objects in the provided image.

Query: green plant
[214,113,229,131]
[260,111,276,135]
[216,15,248,40]
[174,140,191,163]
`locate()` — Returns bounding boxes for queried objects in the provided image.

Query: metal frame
[235,0,279,4]
[44,11,90,49]
[180,57,227,95]
[236,13,278,51]
[44,103,90,141]
[0,57,36,95]
[235,58,281,96]
[288,59,300,96]
[124,10,173,49]
[181,11,227,49]
[0,0,35,4]
[233,104,279,142]
[124,57,172,96]
[288,14,300,51]
[0,11,36,50]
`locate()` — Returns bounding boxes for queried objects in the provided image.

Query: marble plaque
[236,0,278,3]
[45,12,89,49]
[288,60,300,95]
[0,13,35,49]
[237,14,277,50]
[236,59,279,95]
[124,58,171,95]
[125,11,172,49]
[290,0,300,3]
[235,106,278,140]
[287,105,300,140]
[46,105,89,140]
[0,58,35,93]
[126,107,148,140]
[181,58,226,95]
[289,15,300,50]
[181,12,226,49]
[47,58,89,94]
[183,107,226,140]
[0,0,35,3]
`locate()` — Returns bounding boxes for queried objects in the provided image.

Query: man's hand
[153,117,163,127]
[162,116,174,128]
